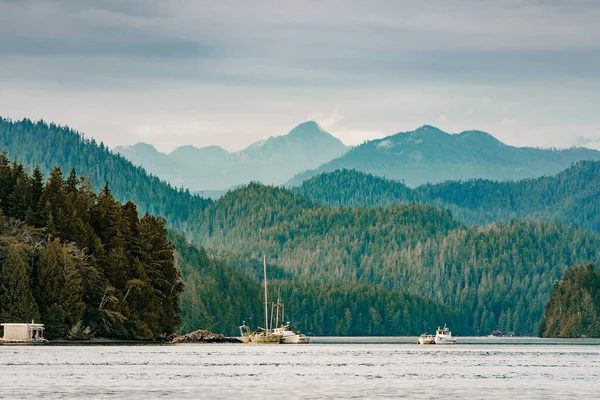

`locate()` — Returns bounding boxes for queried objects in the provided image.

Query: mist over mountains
[288,125,600,187]
[116,123,600,193]
[115,121,348,192]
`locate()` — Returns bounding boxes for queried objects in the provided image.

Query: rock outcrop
[170,330,241,344]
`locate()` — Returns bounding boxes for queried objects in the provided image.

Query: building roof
[1,323,45,328]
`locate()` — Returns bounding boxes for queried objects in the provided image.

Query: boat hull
[434,337,457,345]
[280,334,300,344]
[248,334,281,344]
[278,334,310,344]
[417,336,435,345]
[298,336,310,344]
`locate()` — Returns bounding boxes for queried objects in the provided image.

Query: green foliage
[172,231,459,336]
[538,264,600,338]
[0,117,212,229]
[0,159,182,339]
[2,117,599,338]
[274,280,463,336]
[295,162,600,231]
[0,243,40,323]
[190,183,600,335]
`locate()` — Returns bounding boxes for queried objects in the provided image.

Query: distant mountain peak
[287,121,324,138]
[412,125,447,137]
[170,145,229,156]
[115,142,162,155]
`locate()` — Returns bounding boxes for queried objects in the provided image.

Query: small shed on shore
[1,323,46,343]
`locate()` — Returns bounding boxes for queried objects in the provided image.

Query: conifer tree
[35,240,85,338]
[0,243,40,323]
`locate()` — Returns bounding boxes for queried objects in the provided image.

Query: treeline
[0,117,212,229]
[294,163,600,231]
[190,184,600,335]
[173,232,460,336]
[274,279,463,336]
[0,155,182,339]
[0,119,461,337]
[2,118,600,337]
[538,263,600,338]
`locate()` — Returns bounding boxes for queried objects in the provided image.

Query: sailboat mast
[263,254,269,334]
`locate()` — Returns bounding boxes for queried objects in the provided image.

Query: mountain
[287,125,600,187]
[115,121,348,191]
[0,117,212,228]
[188,183,600,335]
[3,116,600,337]
[0,117,456,337]
[293,161,600,231]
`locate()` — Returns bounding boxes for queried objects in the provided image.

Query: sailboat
[270,297,310,344]
[246,255,280,344]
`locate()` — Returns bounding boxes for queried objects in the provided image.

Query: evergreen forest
[0,155,182,339]
[538,263,600,338]
[294,163,600,231]
[1,117,599,337]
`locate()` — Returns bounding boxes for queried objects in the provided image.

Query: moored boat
[434,324,457,345]
[241,255,281,344]
[249,331,281,344]
[417,333,435,344]
[272,323,310,344]
[270,296,310,344]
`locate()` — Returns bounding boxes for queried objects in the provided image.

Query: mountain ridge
[115,121,348,190]
[293,161,600,231]
[287,125,600,187]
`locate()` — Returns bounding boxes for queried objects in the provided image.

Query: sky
[1,0,599,153]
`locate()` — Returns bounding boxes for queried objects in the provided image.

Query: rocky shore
[170,330,241,344]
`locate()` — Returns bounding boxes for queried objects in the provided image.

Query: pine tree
[35,240,85,338]
[0,243,40,323]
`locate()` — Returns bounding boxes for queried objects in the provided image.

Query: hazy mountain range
[287,125,600,187]
[1,117,599,336]
[116,123,600,192]
[114,121,348,191]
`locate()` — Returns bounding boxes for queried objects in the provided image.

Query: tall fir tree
[0,243,40,323]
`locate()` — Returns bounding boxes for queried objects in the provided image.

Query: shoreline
[1,336,598,346]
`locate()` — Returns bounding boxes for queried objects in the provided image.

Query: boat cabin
[1,323,46,343]
[436,325,451,336]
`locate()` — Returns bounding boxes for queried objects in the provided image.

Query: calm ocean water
[0,337,599,399]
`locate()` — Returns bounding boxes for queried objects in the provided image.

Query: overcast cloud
[1,0,599,152]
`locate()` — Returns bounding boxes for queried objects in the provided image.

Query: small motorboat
[417,333,435,344]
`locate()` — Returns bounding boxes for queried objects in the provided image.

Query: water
[1,338,599,399]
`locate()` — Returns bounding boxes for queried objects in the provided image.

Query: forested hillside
[173,232,460,336]
[288,125,600,187]
[189,184,600,335]
[2,117,600,337]
[0,118,212,228]
[0,156,182,339]
[538,263,600,338]
[295,162,600,231]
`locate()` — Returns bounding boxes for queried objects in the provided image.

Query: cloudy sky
[1,0,599,152]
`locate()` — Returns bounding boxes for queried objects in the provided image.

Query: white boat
[272,323,310,344]
[417,333,435,344]
[270,296,310,344]
[434,324,457,345]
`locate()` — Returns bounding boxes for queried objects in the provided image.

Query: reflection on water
[0,338,599,399]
